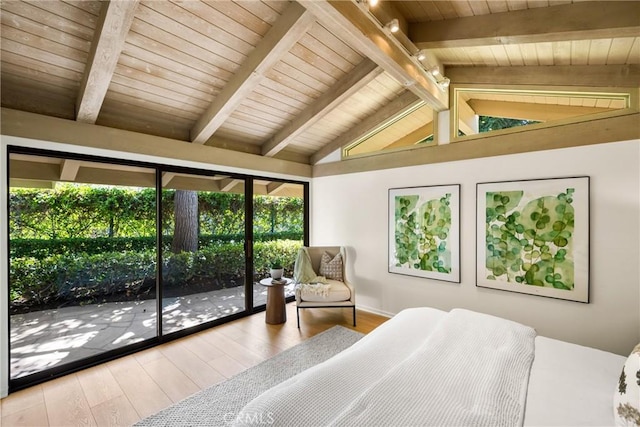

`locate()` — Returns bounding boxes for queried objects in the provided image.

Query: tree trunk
[171,190,198,253]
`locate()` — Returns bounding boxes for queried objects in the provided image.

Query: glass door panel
[252,181,305,308]
[160,173,246,334]
[9,153,157,380]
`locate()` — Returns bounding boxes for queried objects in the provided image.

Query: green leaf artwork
[484,188,576,290]
[394,193,452,273]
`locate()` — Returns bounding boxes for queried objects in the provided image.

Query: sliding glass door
[160,173,246,334]
[252,181,305,308]
[9,152,158,381]
[7,147,308,391]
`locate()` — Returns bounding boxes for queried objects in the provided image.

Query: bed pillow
[614,343,640,426]
[319,252,343,281]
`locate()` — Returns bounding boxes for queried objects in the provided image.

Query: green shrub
[10,236,156,259]
[10,251,156,305]
[10,231,303,259]
[10,240,302,308]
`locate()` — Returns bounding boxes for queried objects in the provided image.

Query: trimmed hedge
[10,187,304,240]
[10,240,302,308]
[10,231,303,259]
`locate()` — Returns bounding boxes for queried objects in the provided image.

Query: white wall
[311,140,640,355]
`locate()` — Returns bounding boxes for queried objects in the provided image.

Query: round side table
[259,278,291,324]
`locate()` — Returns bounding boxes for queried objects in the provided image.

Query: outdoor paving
[10,282,296,379]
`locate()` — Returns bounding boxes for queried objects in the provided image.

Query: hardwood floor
[1,304,388,427]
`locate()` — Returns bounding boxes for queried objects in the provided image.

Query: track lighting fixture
[438,77,450,89]
[385,18,399,33]
[357,0,379,9]
[362,6,449,92]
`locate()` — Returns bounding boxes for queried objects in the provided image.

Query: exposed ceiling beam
[266,182,286,195]
[76,0,139,123]
[457,98,479,136]
[161,172,175,187]
[383,122,434,150]
[165,176,223,192]
[310,90,423,164]
[9,179,56,189]
[207,138,311,164]
[410,1,640,49]
[190,2,314,144]
[447,65,640,88]
[261,59,382,157]
[299,0,447,111]
[209,138,262,155]
[73,168,155,188]
[468,99,616,122]
[347,105,432,155]
[12,159,156,188]
[364,0,446,72]
[367,0,408,35]
[59,159,81,181]
[11,159,59,183]
[2,108,312,178]
[220,178,241,192]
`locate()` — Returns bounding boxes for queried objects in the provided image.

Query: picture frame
[476,176,590,302]
[389,184,460,283]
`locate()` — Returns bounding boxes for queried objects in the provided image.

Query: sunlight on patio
[9,283,293,379]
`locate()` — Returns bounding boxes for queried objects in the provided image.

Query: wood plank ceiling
[1,0,639,170]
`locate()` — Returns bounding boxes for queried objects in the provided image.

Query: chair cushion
[319,251,343,281]
[299,279,351,302]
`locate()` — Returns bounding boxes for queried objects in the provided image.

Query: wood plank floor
[1,304,388,427]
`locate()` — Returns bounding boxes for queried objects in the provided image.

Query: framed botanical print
[476,176,590,302]
[389,184,460,283]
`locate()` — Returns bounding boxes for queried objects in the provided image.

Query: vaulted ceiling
[1,0,639,168]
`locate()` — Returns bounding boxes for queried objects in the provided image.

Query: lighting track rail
[356,0,449,91]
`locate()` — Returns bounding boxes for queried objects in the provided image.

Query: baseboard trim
[356,304,394,319]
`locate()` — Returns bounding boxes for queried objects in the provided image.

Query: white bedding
[525,336,625,426]
[234,308,444,427]
[327,309,536,426]
[234,307,626,427]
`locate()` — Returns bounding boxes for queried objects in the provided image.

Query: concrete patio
[10,282,296,379]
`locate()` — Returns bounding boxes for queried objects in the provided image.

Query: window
[159,172,248,334]
[252,181,305,308]
[9,153,158,382]
[453,87,632,139]
[343,103,436,158]
[7,147,308,391]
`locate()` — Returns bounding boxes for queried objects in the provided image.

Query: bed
[234,307,630,427]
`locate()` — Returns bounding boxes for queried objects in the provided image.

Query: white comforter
[234,308,536,427]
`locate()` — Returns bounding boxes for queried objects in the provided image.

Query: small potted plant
[269,258,284,280]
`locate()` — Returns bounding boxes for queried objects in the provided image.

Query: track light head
[385,18,399,33]
[429,66,441,77]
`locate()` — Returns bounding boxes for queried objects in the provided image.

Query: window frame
[6,145,309,392]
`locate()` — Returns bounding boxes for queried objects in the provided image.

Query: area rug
[135,325,364,427]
